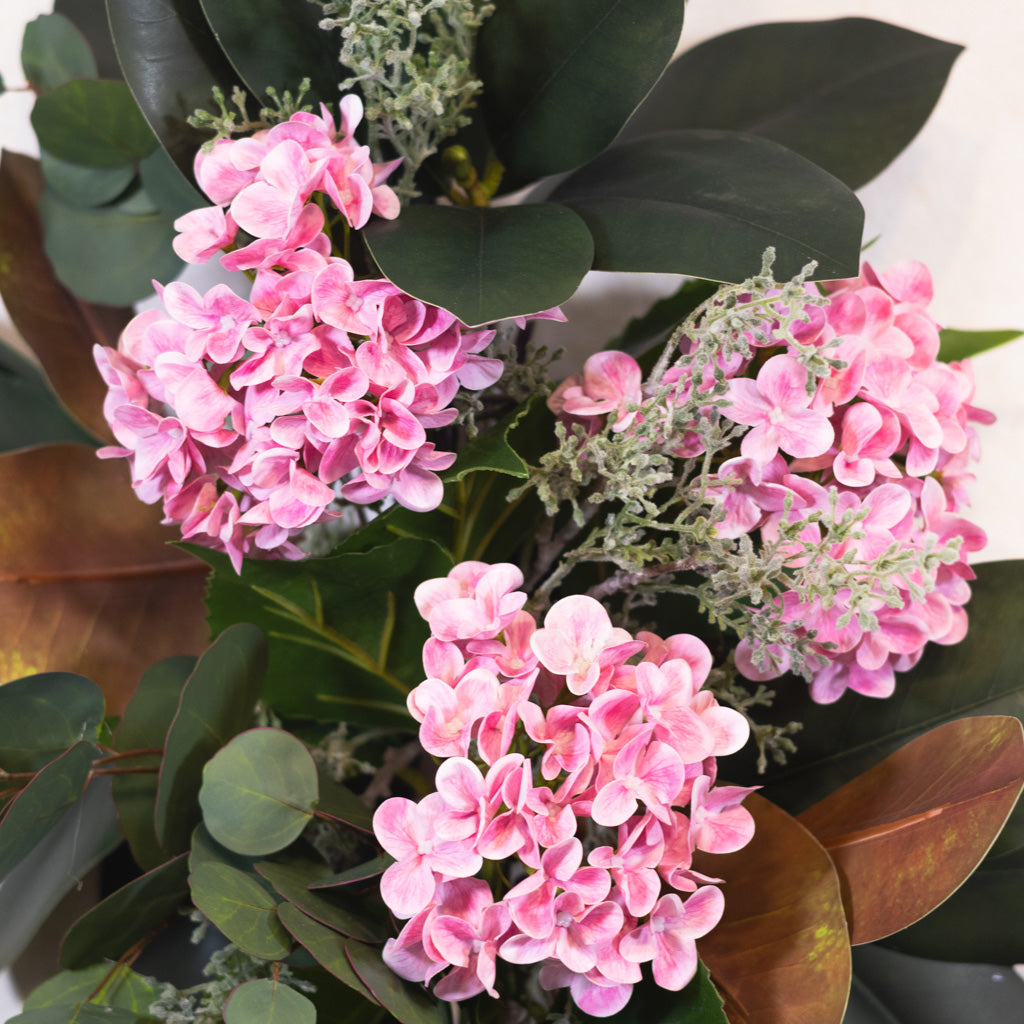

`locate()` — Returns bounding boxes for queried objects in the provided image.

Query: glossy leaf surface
[60,853,190,968]
[112,655,196,871]
[551,130,864,281]
[189,860,292,959]
[0,741,94,880]
[106,0,247,182]
[938,327,1023,362]
[155,624,268,853]
[199,728,317,856]
[798,715,1024,945]
[21,14,97,91]
[365,203,594,327]
[0,673,103,773]
[477,0,686,183]
[224,978,316,1024]
[625,19,962,190]
[693,794,851,1024]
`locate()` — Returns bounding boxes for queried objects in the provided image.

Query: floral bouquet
[1,3,1023,1023]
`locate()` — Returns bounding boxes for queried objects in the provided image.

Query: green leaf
[603,278,720,359]
[112,655,196,871]
[199,727,318,856]
[0,673,104,773]
[625,19,962,191]
[54,0,122,80]
[107,0,250,183]
[155,624,269,854]
[939,327,1023,362]
[345,938,448,1024]
[193,538,450,724]
[60,852,190,968]
[224,978,316,1024]
[314,768,374,833]
[255,858,385,943]
[309,856,389,889]
[24,964,159,1013]
[21,14,98,92]
[7,1006,148,1023]
[189,860,292,959]
[442,399,535,483]
[365,203,593,327]
[138,144,205,220]
[579,961,726,1023]
[198,0,342,108]
[0,741,94,880]
[39,150,134,206]
[31,79,157,168]
[39,185,181,305]
[477,0,687,184]
[550,129,864,282]
[798,716,1024,944]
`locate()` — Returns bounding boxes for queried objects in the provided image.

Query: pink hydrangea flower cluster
[549,261,993,704]
[373,561,754,1017]
[93,98,559,572]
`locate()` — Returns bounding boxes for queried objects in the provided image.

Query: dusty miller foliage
[516,252,961,768]
[313,0,495,198]
[188,81,314,146]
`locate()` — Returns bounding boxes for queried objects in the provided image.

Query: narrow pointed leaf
[22,14,97,92]
[550,130,864,282]
[693,794,851,1024]
[309,856,390,889]
[477,0,687,183]
[939,327,1023,362]
[624,19,962,190]
[364,203,593,327]
[198,727,317,856]
[314,767,374,833]
[224,978,316,1024]
[155,624,269,853]
[345,938,448,1024]
[798,715,1024,945]
[24,964,159,1013]
[60,853,190,968]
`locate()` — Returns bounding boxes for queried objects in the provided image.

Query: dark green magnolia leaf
[255,858,384,943]
[24,964,159,1013]
[0,741,94,879]
[198,728,317,856]
[198,0,342,108]
[189,860,292,959]
[107,0,250,184]
[798,716,1024,945]
[624,19,962,191]
[31,79,157,168]
[550,129,864,282]
[224,978,316,1024]
[138,144,205,220]
[580,961,726,1023]
[477,0,687,184]
[191,537,450,724]
[0,673,104,773]
[364,203,594,327]
[39,186,181,305]
[939,328,1023,362]
[39,150,134,207]
[55,0,121,80]
[112,655,196,871]
[60,853,190,969]
[22,14,98,92]
[154,624,269,854]
[345,937,448,1024]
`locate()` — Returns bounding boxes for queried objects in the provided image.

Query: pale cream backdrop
[0,0,1022,1015]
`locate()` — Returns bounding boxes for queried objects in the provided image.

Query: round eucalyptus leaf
[21,13,97,92]
[39,150,134,207]
[199,728,318,856]
[224,979,316,1024]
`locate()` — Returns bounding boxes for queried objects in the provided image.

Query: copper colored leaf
[693,794,850,1024]
[797,715,1024,946]
[0,444,208,713]
[0,150,128,442]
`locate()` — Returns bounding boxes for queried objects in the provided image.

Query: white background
[1,0,1022,1015]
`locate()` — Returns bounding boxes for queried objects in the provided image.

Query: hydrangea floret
[373,560,755,1018]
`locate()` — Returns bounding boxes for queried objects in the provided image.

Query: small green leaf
[155,624,268,854]
[0,673,104,773]
[199,728,318,856]
[21,14,97,92]
[60,853,190,969]
[0,741,94,880]
[39,150,134,207]
[477,0,687,184]
[39,186,181,305]
[442,399,534,483]
[551,129,864,282]
[625,18,963,191]
[364,203,594,327]
[24,964,159,1013]
[189,860,292,959]
[224,978,316,1024]
[31,79,157,169]
[939,327,1023,362]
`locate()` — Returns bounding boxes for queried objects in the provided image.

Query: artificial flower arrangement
[1,3,1023,1023]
